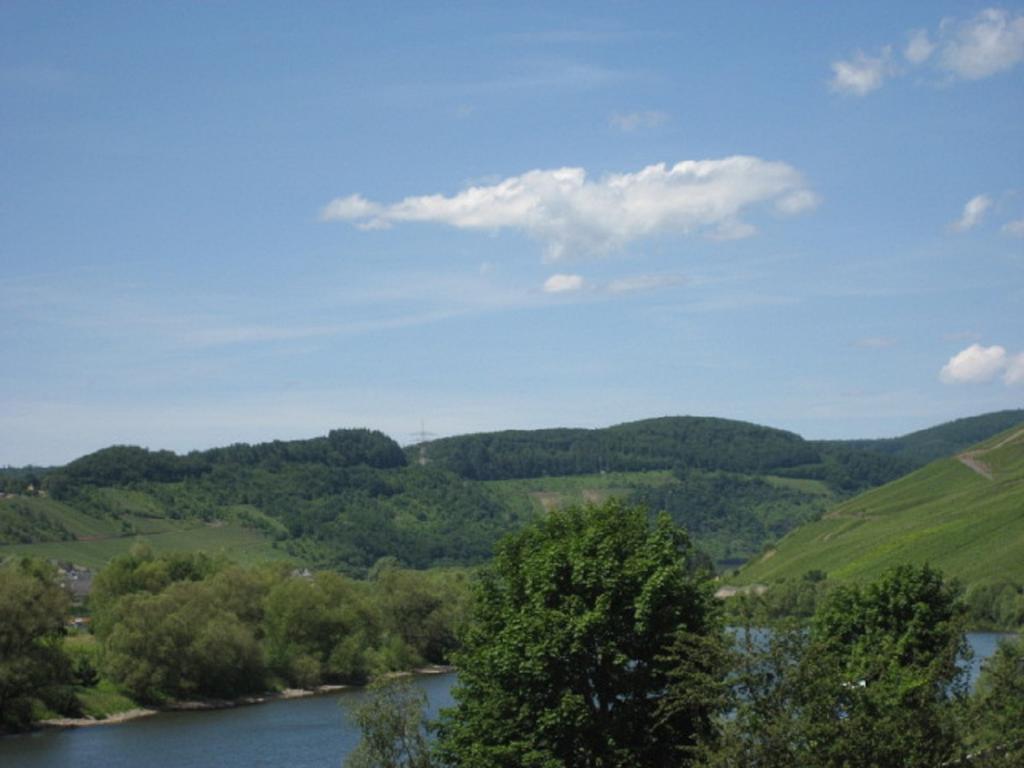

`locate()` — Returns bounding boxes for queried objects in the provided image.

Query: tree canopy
[715,564,969,767]
[436,500,725,768]
[0,559,75,731]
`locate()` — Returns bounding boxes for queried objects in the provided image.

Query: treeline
[39,429,520,572]
[418,416,916,494]
[417,417,820,479]
[724,572,1024,633]
[827,408,1024,466]
[0,551,469,731]
[46,428,407,493]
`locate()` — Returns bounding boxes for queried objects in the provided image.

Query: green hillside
[730,424,1024,590]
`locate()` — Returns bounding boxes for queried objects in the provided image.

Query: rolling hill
[2,411,1021,575]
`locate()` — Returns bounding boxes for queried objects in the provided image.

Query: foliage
[0,559,76,731]
[964,580,1024,630]
[418,417,822,481]
[0,497,75,544]
[100,579,267,702]
[967,635,1024,766]
[631,469,830,568]
[33,430,512,573]
[436,501,726,768]
[88,550,469,704]
[714,564,969,767]
[344,678,434,768]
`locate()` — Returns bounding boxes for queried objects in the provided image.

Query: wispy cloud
[182,311,461,348]
[323,156,818,261]
[951,194,993,232]
[904,29,936,64]
[944,330,981,342]
[606,273,687,294]
[939,8,1024,80]
[853,337,897,349]
[609,110,668,132]
[831,48,893,95]
[542,273,585,293]
[1002,218,1024,237]
[832,8,1024,95]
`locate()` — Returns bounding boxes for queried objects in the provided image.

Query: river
[0,633,1014,768]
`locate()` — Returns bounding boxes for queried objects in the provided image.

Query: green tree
[967,635,1024,766]
[714,564,969,767]
[435,501,725,768]
[100,580,265,702]
[0,559,75,731]
[344,678,434,768]
[263,572,384,687]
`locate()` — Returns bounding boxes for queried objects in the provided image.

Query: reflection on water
[0,673,455,768]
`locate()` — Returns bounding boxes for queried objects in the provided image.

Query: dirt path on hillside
[956,426,1024,480]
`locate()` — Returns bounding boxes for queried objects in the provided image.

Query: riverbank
[34,665,454,731]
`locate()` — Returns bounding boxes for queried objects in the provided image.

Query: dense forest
[413,416,918,493]
[415,411,1024,489]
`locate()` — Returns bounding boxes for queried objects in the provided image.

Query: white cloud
[1005,353,1024,385]
[830,48,892,95]
[1002,218,1024,237]
[609,110,668,131]
[322,157,818,260]
[940,343,1008,383]
[834,9,1024,93]
[320,194,382,223]
[905,29,936,64]
[951,194,993,232]
[606,273,686,294]
[939,8,1024,80]
[543,273,585,293]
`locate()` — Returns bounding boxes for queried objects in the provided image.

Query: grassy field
[0,520,292,569]
[483,470,678,519]
[730,426,1024,589]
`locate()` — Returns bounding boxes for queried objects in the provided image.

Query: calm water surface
[0,674,455,768]
[0,634,1015,768]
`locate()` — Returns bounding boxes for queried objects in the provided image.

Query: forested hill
[412,416,914,493]
[3,429,516,572]
[2,411,1021,574]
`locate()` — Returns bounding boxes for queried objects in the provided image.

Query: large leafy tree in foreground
[435,501,726,768]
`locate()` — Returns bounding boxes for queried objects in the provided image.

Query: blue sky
[2,1,1022,465]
